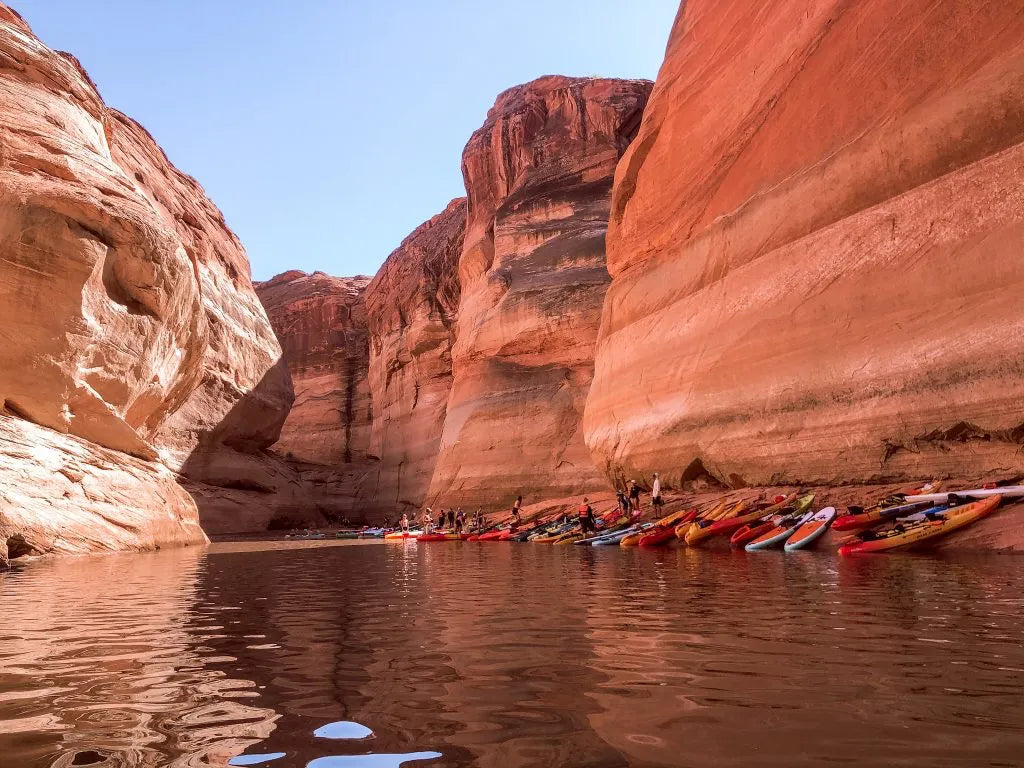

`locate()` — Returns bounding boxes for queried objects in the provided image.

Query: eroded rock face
[584,0,1024,488]
[364,198,466,518]
[254,271,378,523]
[426,76,652,509]
[0,5,291,552]
[255,271,372,466]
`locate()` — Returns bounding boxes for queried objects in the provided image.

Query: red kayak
[416,532,461,542]
[637,508,699,547]
[730,520,776,548]
[477,530,505,541]
[465,534,481,541]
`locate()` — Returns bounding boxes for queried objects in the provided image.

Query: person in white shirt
[652,473,664,509]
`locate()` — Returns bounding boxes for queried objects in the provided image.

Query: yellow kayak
[675,501,725,540]
[685,500,749,546]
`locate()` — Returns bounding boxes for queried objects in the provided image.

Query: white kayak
[783,507,836,551]
[904,485,1024,503]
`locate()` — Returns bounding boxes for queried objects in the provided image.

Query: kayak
[384,530,423,540]
[478,529,506,541]
[832,500,938,532]
[685,501,749,546]
[731,519,777,548]
[706,493,806,539]
[838,496,1001,555]
[638,508,699,547]
[745,511,816,551]
[619,508,692,547]
[783,506,837,551]
[594,523,653,545]
[574,523,630,546]
[896,504,951,522]
[417,532,462,542]
[675,501,728,540]
[903,486,1024,503]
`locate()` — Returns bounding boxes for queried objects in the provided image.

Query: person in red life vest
[578,497,597,535]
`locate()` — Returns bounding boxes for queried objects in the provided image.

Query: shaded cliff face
[364,198,466,518]
[426,76,652,509]
[584,0,1024,487]
[0,5,292,557]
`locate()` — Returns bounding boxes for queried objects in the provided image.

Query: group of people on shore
[393,475,664,536]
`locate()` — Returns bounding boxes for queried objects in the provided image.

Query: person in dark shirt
[629,480,641,512]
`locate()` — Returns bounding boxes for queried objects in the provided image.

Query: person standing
[578,497,597,535]
[652,473,664,510]
[422,509,434,534]
[629,480,641,512]
[455,508,466,532]
[447,508,455,529]
[511,495,523,527]
[617,489,631,517]
[400,513,409,533]
[437,508,446,529]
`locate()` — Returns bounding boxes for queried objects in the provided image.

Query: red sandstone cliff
[584,0,1024,488]
[254,270,378,522]
[364,198,466,517]
[0,6,291,561]
[426,76,652,509]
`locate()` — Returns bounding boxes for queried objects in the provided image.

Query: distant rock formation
[254,270,378,522]
[425,76,652,509]
[0,4,292,561]
[364,198,466,518]
[584,0,1024,488]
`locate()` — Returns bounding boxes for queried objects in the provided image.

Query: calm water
[1,541,1023,768]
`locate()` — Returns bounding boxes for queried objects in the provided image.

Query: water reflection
[1,541,1023,767]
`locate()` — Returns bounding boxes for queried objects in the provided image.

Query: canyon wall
[426,76,652,510]
[0,5,292,561]
[364,198,466,518]
[254,270,378,522]
[584,0,1024,488]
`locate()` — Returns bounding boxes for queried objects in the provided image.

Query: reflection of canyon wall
[426,76,652,509]
[0,5,292,560]
[364,198,466,517]
[584,0,1024,488]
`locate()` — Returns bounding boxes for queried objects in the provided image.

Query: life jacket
[577,503,592,520]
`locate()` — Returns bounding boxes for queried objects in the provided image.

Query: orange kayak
[684,501,749,546]
[706,493,800,538]
[838,496,1000,555]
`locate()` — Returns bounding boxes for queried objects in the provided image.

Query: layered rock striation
[584,0,1024,488]
[0,4,292,559]
[254,270,378,522]
[426,76,652,509]
[364,198,466,517]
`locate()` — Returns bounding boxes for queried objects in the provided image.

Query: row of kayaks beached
[392,483,1021,555]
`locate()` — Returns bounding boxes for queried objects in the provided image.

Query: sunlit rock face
[254,271,380,524]
[423,76,652,509]
[583,0,1024,488]
[255,271,373,467]
[363,198,466,518]
[0,5,291,556]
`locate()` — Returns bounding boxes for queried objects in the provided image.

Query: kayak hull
[783,507,837,551]
[839,496,1001,555]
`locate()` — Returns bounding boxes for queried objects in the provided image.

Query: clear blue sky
[18,1,678,280]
